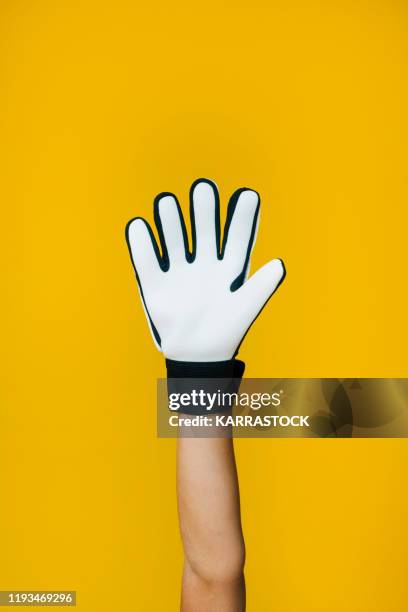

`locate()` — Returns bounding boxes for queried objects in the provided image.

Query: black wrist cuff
[165,358,245,415]
[166,358,245,379]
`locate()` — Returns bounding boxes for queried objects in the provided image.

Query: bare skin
[177,427,245,612]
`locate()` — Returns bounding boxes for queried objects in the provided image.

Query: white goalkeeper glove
[126,179,285,389]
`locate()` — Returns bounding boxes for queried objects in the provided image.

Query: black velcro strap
[166,358,245,379]
[166,359,245,415]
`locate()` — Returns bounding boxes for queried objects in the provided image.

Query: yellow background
[1,1,408,610]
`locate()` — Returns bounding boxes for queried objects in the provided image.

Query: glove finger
[190,179,220,259]
[236,258,285,322]
[126,218,163,289]
[222,189,259,277]
[155,194,188,264]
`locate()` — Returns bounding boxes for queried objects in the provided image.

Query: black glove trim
[166,359,245,415]
[166,358,245,379]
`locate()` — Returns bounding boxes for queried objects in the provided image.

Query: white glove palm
[126,179,285,362]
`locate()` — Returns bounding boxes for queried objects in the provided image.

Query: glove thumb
[236,258,286,323]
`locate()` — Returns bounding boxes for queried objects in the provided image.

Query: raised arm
[177,433,245,612]
[126,178,285,611]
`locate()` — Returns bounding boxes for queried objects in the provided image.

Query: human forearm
[177,435,245,611]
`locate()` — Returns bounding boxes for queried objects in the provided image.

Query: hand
[126,179,285,362]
